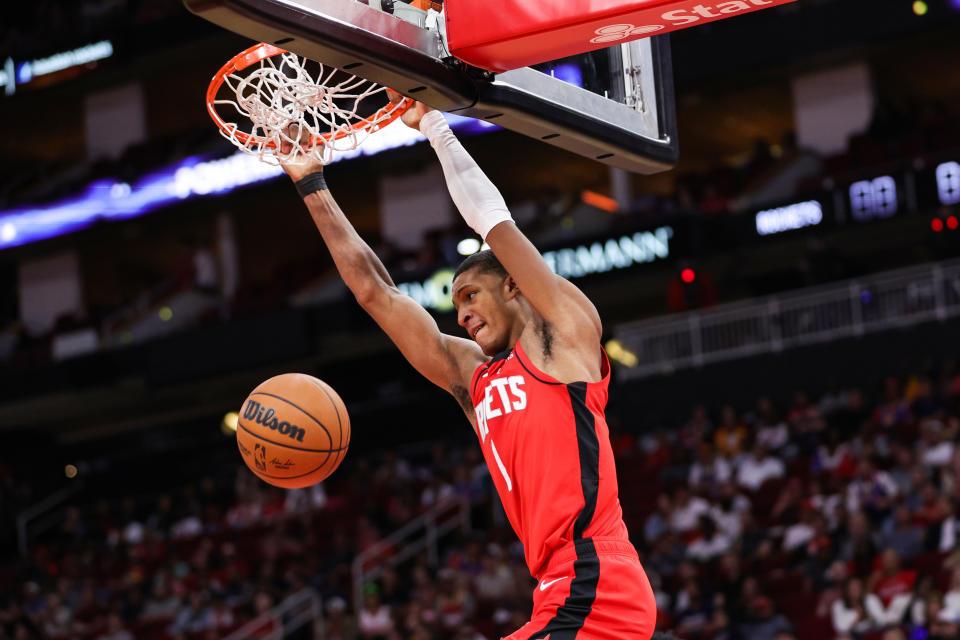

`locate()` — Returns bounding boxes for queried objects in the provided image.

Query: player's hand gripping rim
[387,89,435,132]
[278,123,325,182]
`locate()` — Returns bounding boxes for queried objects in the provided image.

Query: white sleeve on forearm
[419,110,512,240]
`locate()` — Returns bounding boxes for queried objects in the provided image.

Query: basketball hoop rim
[206,42,414,150]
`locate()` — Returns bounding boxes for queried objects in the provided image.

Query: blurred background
[1,0,959,638]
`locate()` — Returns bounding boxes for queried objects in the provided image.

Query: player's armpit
[361,287,486,407]
[485,221,602,342]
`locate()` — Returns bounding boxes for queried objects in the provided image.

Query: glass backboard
[183,0,678,173]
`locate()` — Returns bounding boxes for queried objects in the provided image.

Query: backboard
[183,0,678,174]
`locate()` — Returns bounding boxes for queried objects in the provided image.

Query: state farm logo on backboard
[590,0,781,44]
[591,24,664,43]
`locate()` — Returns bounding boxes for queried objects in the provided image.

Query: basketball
[236,373,350,489]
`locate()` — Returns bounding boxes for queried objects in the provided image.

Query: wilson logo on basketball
[243,400,307,442]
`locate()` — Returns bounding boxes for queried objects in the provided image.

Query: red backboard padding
[445,0,799,73]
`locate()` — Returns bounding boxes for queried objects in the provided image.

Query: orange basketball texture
[236,373,350,489]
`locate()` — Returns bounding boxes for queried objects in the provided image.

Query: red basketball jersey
[470,341,630,578]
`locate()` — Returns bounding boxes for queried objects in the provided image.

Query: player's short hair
[454,250,507,281]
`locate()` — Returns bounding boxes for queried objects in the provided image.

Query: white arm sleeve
[419,110,512,240]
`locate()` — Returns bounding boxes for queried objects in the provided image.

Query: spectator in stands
[710,482,750,540]
[738,596,793,640]
[882,505,925,561]
[913,592,959,639]
[936,499,960,552]
[97,613,134,640]
[737,509,774,559]
[846,460,899,523]
[887,445,917,496]
[37,594,72,638]
[874,377,912,429]
[752,397,790,455]
[808,478,843,531]
[816,560,849,617]
[781,505,817,553]
[377,568,407,608]
[640,428,674,477]
[713,552,744,616]
[736,442,786,492]
[420,475,455,509]
[714,405,748,459]
[811,427,855,478]
[669,486,711,533]
[840,511,881,578]
[787,390,825,432]
[914,481,950,534]
[673,578,714,638]
[680,405,713,452]
[909,376,945,419]
[473,550,514,605]
[645,494,673,543]
[437,570,475,633]
[325,596,359,640]
[866,549,917,629]
[818,380,849,416]
[687,515,732,562]
[358,586,397,640]
[940,567,960,623]
[771,477,805,522]
[688,444,731,494]
[831,576,874,638]
[168,591,212,635]
[918,419,955,469]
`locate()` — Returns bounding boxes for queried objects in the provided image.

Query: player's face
[452,268,518,355]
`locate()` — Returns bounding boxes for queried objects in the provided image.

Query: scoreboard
[754,158,960,237]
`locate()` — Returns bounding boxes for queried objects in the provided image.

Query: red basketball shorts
[503,538,657,640]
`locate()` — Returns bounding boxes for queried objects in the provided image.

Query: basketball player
[279,98,659,639]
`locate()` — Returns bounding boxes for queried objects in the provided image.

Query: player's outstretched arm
[397,99,602,344]
[278,138,485,416]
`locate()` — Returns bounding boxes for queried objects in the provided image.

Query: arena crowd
[1,362,959,640]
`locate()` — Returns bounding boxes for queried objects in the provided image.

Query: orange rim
[206,43,413,149]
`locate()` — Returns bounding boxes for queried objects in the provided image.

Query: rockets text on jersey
[474,373,526,491]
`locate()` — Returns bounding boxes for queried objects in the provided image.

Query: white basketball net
[213,51,406,165]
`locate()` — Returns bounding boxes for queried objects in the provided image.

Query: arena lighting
[937,161,960,205]
[221,411,239,435]
[0,115,491,251]
[581,190,619,213]
[755,200,823,236]
[681,268,696,283]
[605,339,638,368]
[64,464,78,479]
[948,216,959,230]
[457,238,482,256]
[912,0,928,15]
[0,41,114,96]
[158,306,173,322]
[932,218,944,232]
[399,227,674,311]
